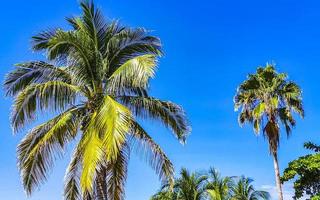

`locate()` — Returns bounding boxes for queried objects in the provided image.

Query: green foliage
[5,1,190,199]
[234,64,304,153]
[281,142,320,199]
[151,168,270,200]
[231,177,270,200]
[206,168,233,200]
[234,64,304,200]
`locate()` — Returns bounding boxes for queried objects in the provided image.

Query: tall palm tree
[151,168,207,200]
[4,1,190,199]
[205,168,233,200]
[234,64,304,200]
[231,177,270,200]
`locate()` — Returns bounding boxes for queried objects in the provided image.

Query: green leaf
[18,107,80,195]
[80,127,104,194]
[108,54,157,94]
[253,102,265,119]
[271,97,278,108]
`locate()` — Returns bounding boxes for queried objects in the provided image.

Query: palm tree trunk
[272,151,283,200]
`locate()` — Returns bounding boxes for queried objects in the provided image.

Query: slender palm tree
[206,168,234,200]
[234,64,304,200]
[4,1,190,199]
[231,177,270,200]
[151,168,207,200]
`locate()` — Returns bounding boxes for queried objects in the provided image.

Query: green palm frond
[32,29,57,51]
[106,28,161,73]
[80,127,104,194]
[108,54,157,95]
[18,107,80,195]
[46,30,96,88]
[131,121,174,185]
[4,61,72,96]
[105,144,130,200]
[304,142,320,152]
[89,96,132,161]
[78,1,107,49]
[11,81,80,132]
[64,145,83,200]
[119,96,190,143]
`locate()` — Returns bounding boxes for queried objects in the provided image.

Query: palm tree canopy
[231,177,270,200]
[4,1,190,199]
[151,168,208,200]
[206,168,234,200]
[151,168,271,200]
[234,64,304,153]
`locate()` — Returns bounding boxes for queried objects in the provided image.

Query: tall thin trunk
[272,151,283,200]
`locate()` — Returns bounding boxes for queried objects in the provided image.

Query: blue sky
[1,0,320,199]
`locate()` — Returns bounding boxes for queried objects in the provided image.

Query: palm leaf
[18,107,80,195]
[4,61,72,96]
[108,54,157,95]
[64,145,83,200]
[11,81,80,132]
[119,96,190,143]
[131,121,174,185]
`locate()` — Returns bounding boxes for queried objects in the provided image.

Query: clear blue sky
[1,0,320,199]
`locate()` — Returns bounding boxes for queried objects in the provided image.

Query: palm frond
[4,61,72,96]
[11,81,80,132]
[108,54,157,95]
[304,142,320,152]
[80,96,132,194]
[131,121,174,186]
[79,0,107,50]
[105,143,130,200]
[64,145,83,200]
[106,28,161,75]
[89,95,132,161]
[32,29,57,51]
[18,107,80,195]
[79,127,104,194]
[119,96,190,143]
[45,29,97,90]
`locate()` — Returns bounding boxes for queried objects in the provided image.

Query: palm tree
[231,177,270,200]
[150,191,176,200]
[151,168,207,200]
[4,1,190,199]
[175,168,208,200]
[234,64,304,200]
[205,168,233,200]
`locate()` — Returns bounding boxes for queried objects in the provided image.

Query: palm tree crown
[206,168,233,200]
[4,1,190,199]
[151,168,208,200]
[234,64,303,153]
[231,177,270,200]
[234,64,304,200]
[151,168,270,200]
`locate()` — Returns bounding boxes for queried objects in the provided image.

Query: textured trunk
[272,151,283,200]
